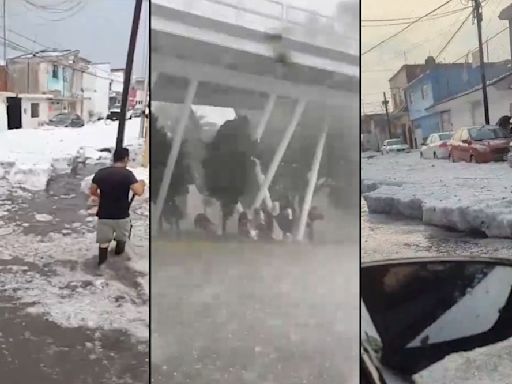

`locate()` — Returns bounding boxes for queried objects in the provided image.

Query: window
[31,103,40,118]
[422,85,429,99]
[408,91,413,105]
[52,65,58,79]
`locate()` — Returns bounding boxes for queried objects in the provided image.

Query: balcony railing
[155,0,359,55]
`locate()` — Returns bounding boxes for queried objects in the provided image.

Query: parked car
[381,139,410,154]
[132,106,144,118]
[107,108,133,121]
[420,132,452,159]
[362,257,512,384]
[47,113,85,127]
[448,125,511,163]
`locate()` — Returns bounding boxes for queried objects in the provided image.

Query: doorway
[6,97,22,129]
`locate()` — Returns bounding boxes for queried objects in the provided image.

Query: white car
[420,132,452,159]
[381,139,410,154]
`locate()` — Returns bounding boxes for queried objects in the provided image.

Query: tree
[202,116,256,235]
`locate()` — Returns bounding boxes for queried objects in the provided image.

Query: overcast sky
[5,0,148,76]
[362,0,512,112]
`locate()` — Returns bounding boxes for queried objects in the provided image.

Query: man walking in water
[89,147,146,266]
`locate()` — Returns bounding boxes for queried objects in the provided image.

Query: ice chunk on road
[8,163,52,191]
[0,119,143,191]
[362,152,512,239]
[35,213,53,222]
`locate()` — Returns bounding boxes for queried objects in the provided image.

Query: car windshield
[438,133,452,141]
[386,139,402,146]
[468,127,498,141]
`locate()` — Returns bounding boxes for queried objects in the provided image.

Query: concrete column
[255,93,276,141]
[296,118,329,241]
[509,20,512,63]
[254,93,276,210]
[251,99,306,210]
[152,79,198,235]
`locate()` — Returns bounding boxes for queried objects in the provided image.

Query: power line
[453,26,508,61]
[362,7,469,22]
[362,0,456,56]
[435,10,473,59]
[362,7,470,27]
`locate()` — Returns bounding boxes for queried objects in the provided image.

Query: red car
[448,125,511,163]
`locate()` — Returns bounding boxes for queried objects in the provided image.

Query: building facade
[388,64,427,148]
[427,71,512,128]
[405,56,510,145]
[83,63,111,121]
[109,68,124,109]
[7,49,91,118]
[361,113,389,151]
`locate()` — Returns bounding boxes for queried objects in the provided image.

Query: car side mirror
[361,259,512,376]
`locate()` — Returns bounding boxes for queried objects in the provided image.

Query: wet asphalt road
[151,239,359,384]
[362,201,512,262]
[0,164,148,383]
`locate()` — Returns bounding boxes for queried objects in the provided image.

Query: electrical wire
[362,0,456,56]
[362,7,471,27]
[453,26,508,61]
[362,6,470,22]
[21,0,86,22]
[435,10,473,59]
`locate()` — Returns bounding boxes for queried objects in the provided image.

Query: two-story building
[82,63,111,121]
[7,49,91,119]
[405,56,510,145]
[388,64,427,148]
[109,68,124,109]
[361,113,389,151]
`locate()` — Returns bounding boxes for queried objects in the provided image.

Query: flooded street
[151,239,359,384]
[362,200,512,262]
[0,164,148,383]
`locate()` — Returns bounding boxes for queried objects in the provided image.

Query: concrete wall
[412,113,441,144]
[21,98,49,129]
[407,75,435,121]
[434,87,512,129]
[83,63,111,120]
[8,60,41,93]
[0,98,7,132]
[111,71,124,93]
[389,68,408,112]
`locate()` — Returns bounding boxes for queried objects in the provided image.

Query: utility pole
[473,0,490,124]
[139,6,149,139]
[116,0,143,150]
[382,91,392,139]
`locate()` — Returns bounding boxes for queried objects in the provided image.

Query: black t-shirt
[92,166,139,219]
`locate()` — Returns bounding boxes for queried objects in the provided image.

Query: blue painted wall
[46,64,73,96]
[47,64,64,93]
[407,62,509,137]
[412,113,441,139]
